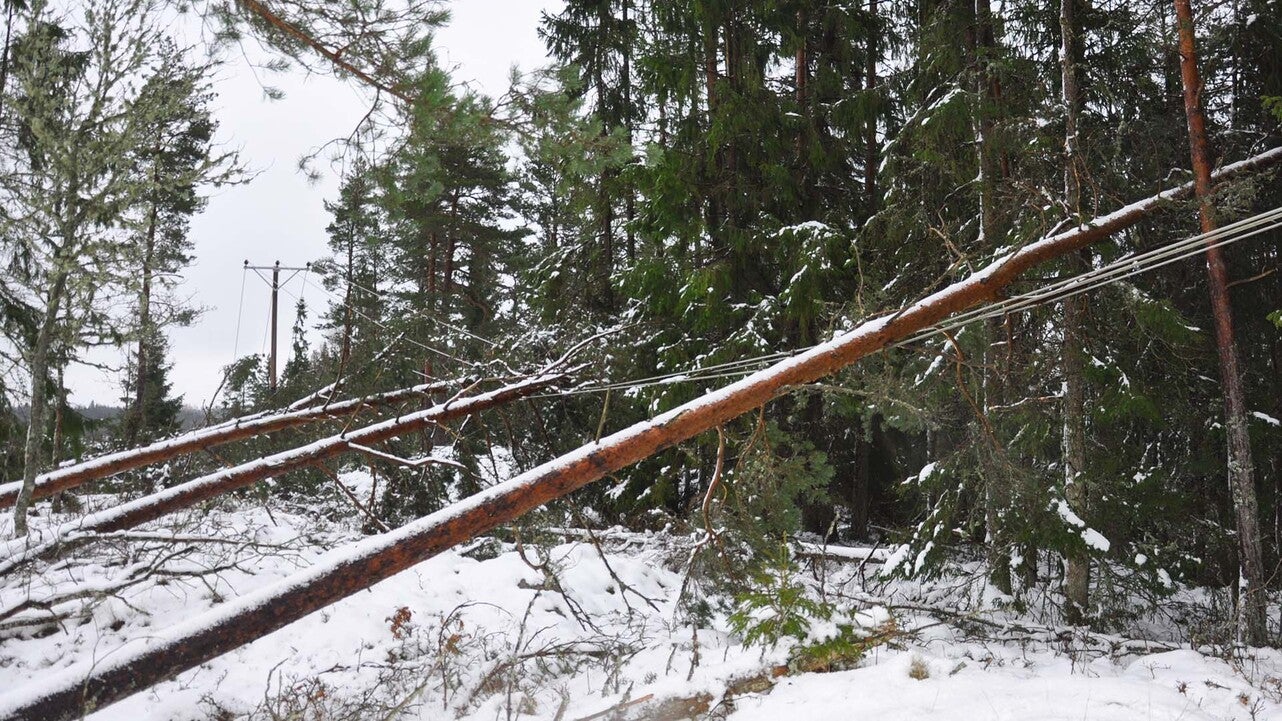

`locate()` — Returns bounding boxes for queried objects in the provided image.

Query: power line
[901,205,1282,344]
[230,267,247,365]
[318,268,501,349]
[300,280,489,371]
[537,207,1282,399]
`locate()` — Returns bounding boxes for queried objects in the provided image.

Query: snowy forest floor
[2,474,1281,721]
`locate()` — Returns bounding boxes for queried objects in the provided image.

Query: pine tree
[317,165,388,397]
[1173,0,1268,646]
[512,67,630,327]
[379,65,524,380]
[1059,0,1091,623]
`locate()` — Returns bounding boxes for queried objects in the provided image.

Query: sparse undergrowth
[2,492,1281,720]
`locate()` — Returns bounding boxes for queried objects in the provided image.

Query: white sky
[64,0,562,407]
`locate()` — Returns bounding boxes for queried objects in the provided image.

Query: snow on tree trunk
[0,378,467,511]
[1060,0,1090,625]
[0,373,567,568]
[4,153,1280,720]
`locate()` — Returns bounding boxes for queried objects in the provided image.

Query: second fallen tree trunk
[3,147,1279,721]
[0,372,567,569]
[0,378,468,510]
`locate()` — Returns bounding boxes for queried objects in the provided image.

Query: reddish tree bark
[0,374,567,571]
[3,150,1279,721]
[0,379,462,510]
[1060,0,1091,624]
[1173,0,1268,646]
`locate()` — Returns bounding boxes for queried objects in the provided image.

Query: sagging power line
[539,205,1282,399]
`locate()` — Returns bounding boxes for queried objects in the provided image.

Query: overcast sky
[63,0,562,407]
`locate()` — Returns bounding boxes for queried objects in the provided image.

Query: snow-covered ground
[732,647,1282,721]
[2,482,1281,720]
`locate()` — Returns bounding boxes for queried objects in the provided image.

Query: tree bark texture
[12,270,68,536]
[0,373,566,570]
[1173,0,1268,646]
[5,149,1280,719]
[1060,0,1090,624]
[0,379,464,510]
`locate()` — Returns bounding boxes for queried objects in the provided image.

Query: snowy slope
[2,491,1281,720]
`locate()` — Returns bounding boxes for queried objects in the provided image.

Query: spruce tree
[122,41,233,445]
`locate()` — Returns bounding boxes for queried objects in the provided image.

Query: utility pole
[245,260,311,394]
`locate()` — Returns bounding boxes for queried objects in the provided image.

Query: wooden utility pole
[245,260,311,393]
[5,147,1280,721]
[1172,0,1268,646]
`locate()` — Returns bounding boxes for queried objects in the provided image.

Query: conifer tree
[122,42,233,445]
[1173,0,1268,645]
[120,328,184,444]
[0,0,231,534]
[1059,0,1091,623]
[317,165,388,396]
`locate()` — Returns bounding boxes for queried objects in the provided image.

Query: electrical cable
[301,279,490,370]
[532,207,1282,399]
[321,270,501,348]
[230,266,247,364]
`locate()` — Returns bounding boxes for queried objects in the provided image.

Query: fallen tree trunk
[2,147,1278,721]
[0,378,467,510]
[795,542,888,564]
[0,372,567,570]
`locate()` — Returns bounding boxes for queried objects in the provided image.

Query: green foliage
[723,419,834,545]
[728,550,890,672]
[119,328,184,445]
[728,551,826,647]
[277,298,314,399]
[512,66,632,321]
[219,355,269,417]
[53,0,1272,643]
[1264,96,1282,123]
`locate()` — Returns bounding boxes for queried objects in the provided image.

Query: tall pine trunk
[128,156,161,446]
[865,0,878,211]
[1173,0,1268,646]
[338,223,355,373]
[1060,0,1091,624]
[593,18,615,312]
[622,0,635,263]
[701,10,722,252]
